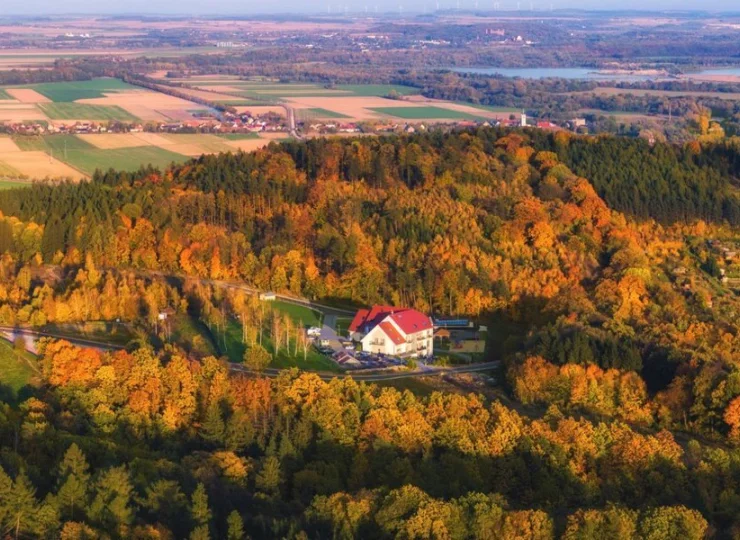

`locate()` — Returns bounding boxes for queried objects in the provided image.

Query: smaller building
[259,292,277,301]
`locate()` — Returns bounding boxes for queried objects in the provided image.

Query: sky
[0,0,737,15]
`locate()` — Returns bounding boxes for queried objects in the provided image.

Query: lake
[449,66,740,81]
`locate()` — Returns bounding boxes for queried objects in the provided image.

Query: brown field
[0,104,48,122]
[6,89,51,104]
[77,90,199,122]
[234,105,286,116]
[130,132,175,146]
[0,151,85,181]
[77,133,146,149]
[0,137,21,152]
[224,139,273,152]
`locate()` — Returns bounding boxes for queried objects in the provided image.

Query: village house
[348,305,434,357]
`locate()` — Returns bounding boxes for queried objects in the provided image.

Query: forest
[0,127,740,537]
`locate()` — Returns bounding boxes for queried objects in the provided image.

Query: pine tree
[226,510,244,540]
[191,483,212,527]
[56,443,91,521]
[5,472,38,540]
[88,467,134,536]
[200,401,225,446]
[255,456,282,496]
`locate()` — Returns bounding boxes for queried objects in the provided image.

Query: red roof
[389,310,433,334]
[348,309,370,333]
[349,305,432,337]
[348,305,397,333]
[379,321,406,345]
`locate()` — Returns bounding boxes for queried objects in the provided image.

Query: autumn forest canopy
[1,127,740,538]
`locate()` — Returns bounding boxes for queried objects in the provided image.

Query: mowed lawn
[369,106,484,120]
[23,78,138,102]
[39,103,139,121]
[0,338,39,402]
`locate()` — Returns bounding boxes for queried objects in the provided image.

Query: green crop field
[162,134,236,153]
[338,84,421,96]
[300,108,351,119]
[22,78,137,102]
[60,146,189,175]
[13,134,95,153]
[460,103,519,113]
[39,103,139,121]
[215,133,261,140]
[0,338,38,403]
[370,106,483,120]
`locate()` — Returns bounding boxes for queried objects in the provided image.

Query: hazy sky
[1,0,737,15]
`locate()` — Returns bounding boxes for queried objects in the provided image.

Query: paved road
[229,360,500,382]
[0,325,125,352]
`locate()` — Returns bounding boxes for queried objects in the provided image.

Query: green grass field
[22,78,137,102]
[13,134,95,153]
[215,133,261,140]
[61,146,189,174]
[162,134,236,153]
[460,103,519,113]
[270,300,323,327]
[0,338,38,402]
[0,180,31,189]
[39,103,139,121]
[300,108,351,120]
[212,317,340,372]
[0,89,10,100]
[369,106,483,120]
[338,84,421,97]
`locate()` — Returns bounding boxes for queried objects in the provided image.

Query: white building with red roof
[348,305,434,357]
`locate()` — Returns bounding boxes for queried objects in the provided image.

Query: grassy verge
[0,338,39,403]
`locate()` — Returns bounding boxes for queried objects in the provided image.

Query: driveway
[319,314,344,352]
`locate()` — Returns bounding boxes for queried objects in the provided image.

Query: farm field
[369,106,483,120]
[1,131,280,181]
[336,84,420,96]
[299,107,351,119]
[39,103,139,121]
[61,146,188,175]
[19,78,139,102]
[0,78,215,124]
